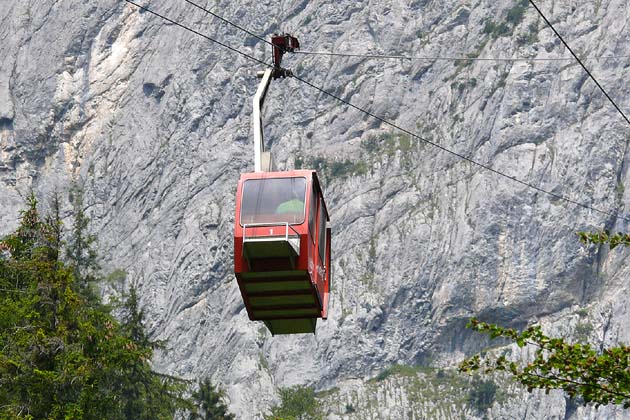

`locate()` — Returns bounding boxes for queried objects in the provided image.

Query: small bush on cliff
[468,376,498,412]
[265,385,324,420]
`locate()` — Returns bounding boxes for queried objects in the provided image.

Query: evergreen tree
[0,195,190,419]
[0,193,93,417]
[3,192,44,260]
[65,194,99,299]
[189,377,235,420]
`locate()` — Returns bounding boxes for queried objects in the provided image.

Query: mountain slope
[1,0,630,418]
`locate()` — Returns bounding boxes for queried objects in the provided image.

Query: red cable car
[234,170,331,334]
[233,35,332,335]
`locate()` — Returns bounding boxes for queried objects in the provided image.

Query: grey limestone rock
[2,0,630,418]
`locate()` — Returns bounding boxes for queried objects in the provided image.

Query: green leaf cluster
[577,230,630,250]
[460,319,630,408]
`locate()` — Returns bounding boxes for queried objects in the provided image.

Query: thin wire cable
[122,0,270,68]
[123,1,627,222]
[291,72,626,221]
[182,0,629,64]
[296,50,630,62]
[529,0,630,126]
[182,0,274,48]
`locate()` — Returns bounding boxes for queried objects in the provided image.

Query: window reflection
[318,197,326,263]
[241,177,307,225]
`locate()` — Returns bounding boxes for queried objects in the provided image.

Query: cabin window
[240,177,307,225]
[308,184,317,242]
[317,198,326,264]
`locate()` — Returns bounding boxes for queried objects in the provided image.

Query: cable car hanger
[253,34,300,172]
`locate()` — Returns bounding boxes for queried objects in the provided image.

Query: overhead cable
[296,50,629,62]
[528,0,630,126]
[181,0,630,65]
[122,0,270,68]
[182,0,273,48]
[290,72,626,221]
[123,0,628,223]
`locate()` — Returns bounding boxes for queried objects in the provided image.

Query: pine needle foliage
[65,195,99,299]
[0,195,232,419]
[188,377,235,420]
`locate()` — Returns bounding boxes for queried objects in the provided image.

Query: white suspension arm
[253,69,273,172]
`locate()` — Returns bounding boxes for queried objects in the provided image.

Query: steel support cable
[528,0,630,127]
[122,0,628,222]
[295,50,630,62]
[179,0,629,64]
[182,0,274,48]
[122,0,270,68]
[290,73,626,221]
[182,0,629,64]
[181,0,630,127]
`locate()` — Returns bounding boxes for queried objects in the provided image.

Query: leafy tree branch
[460,319,630,408]
[577,231,630,249]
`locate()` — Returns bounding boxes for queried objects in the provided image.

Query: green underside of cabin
[264,318,317,335]
[241,239,319,335]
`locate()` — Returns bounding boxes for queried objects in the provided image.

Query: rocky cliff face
[2,0,630,418]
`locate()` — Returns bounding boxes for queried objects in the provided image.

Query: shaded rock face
[2,0,630,418]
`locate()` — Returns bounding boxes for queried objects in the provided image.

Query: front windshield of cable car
[241,177,307,226]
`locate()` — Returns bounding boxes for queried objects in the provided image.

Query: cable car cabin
[234,170,331,335]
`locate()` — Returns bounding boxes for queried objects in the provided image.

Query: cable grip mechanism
[270,33,300,78]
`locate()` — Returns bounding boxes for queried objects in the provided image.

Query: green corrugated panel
[244,280,310,293]
[242,270,307,279]
[252,308,320,318]
[249,295,316,307]
[244,241,297,259]
[264,318,316,335]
